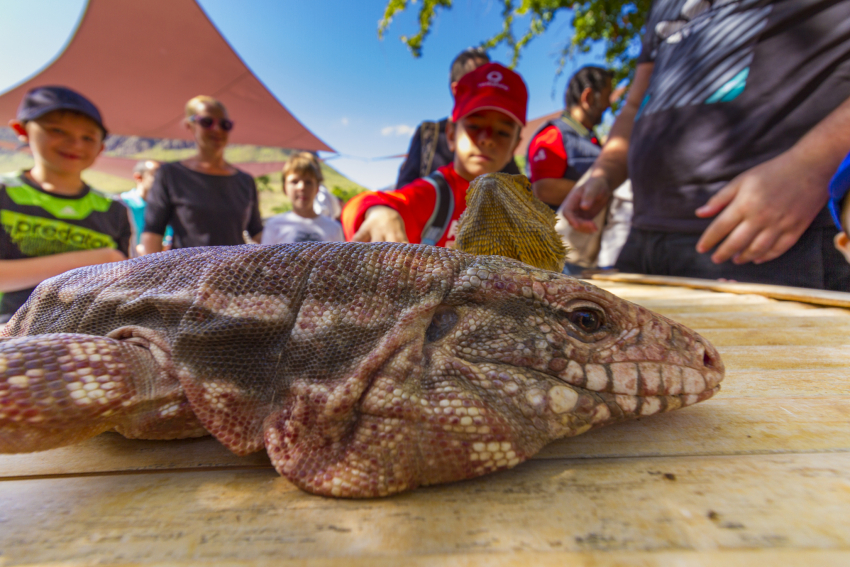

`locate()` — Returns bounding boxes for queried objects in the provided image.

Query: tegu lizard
[455,173,567,273]
[0,242,723,498]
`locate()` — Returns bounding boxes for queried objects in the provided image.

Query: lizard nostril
[702,346,717,369]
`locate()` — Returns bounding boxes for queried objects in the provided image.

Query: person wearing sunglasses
[140,95,263,254]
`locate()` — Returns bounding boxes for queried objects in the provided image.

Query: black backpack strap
[419,121,440,177]
[554,117,601,181]
[420,170,454,246]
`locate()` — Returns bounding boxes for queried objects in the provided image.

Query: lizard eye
[564,306,605,334]
[426,306,459,343]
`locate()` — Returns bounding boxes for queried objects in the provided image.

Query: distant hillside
[0,128,368,216]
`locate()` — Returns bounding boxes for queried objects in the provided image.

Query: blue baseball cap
[16,86,107,135]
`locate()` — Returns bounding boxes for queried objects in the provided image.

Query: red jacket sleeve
[528,125,568,182]
[341,178,437,243]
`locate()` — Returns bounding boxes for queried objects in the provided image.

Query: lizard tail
[0,333,203,453]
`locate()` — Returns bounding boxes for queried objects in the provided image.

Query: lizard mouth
[448,352,721,424]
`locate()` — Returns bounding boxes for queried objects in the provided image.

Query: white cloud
[341,117,349,126]
[381,124,415,137]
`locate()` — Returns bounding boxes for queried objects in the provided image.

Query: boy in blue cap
[0,86,131,322]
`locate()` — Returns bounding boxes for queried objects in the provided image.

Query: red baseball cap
[452,62,528,126]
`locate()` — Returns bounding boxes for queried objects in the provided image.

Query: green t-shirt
[0,172,131,318]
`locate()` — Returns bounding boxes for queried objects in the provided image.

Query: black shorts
[614,225,850,291]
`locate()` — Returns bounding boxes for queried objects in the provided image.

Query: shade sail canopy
[0,0,332,152]
[86,156,290,180]
[1,139,289,180]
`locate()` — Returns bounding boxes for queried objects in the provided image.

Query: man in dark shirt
[395,47,521,189]
[562,0,850,290]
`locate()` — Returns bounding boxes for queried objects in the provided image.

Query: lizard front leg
[0,332,205,453]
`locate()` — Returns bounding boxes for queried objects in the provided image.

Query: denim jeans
[615,225,850,291]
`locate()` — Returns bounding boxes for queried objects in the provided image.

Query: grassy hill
[0,129,368,217]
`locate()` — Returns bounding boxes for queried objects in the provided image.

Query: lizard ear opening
[425,306,459,343]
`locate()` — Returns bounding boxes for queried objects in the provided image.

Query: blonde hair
[184,95,228,118]
[282,152,323,185]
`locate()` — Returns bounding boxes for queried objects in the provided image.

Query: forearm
[532,178,576,207]
[785,96,850,189]
[140,232,164,255]
[588,63,654,190]
[0,249,123,292]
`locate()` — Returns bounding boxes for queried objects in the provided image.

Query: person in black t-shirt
[562,0,850,290]
[141,96,263,253]
[395,47,521,189]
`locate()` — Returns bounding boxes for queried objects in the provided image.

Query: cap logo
[479,70,509,91]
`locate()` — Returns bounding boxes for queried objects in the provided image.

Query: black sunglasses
[190,115,234,131]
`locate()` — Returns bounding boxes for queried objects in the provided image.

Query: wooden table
[2,279,849,566]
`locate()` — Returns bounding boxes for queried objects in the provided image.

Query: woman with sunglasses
[140,95,263,254]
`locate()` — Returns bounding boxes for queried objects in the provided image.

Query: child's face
[18,111,104,175]
[447,110,521,181]
[284,171,319,212]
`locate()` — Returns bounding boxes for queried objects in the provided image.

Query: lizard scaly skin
[455,173,567,272]
[0,242,723,497]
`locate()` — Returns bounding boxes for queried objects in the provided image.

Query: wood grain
[10,550,850,567]
[2,453,849,564]
[592,272,850,308]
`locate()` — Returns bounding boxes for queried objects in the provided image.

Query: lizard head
[454,172,567,272]
[266,245,723,497]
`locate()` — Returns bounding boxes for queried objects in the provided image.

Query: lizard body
[0,242,722,497]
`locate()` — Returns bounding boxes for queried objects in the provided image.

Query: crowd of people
[2,0,850,324]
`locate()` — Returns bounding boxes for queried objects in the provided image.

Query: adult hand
[561,173,613,233]
[351,206,409,243]
[695,154,827,265]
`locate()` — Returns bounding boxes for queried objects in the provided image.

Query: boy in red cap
[342,62,527,247]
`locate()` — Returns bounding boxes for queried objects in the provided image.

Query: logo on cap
[480,71,509,91]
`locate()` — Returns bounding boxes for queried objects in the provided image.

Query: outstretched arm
[140,232,164,255]
[562,63,654,233]
[351,206,409,243]
[0,248,126,292]
[696,96,850,265]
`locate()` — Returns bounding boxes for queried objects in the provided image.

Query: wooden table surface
[2,281,849,566]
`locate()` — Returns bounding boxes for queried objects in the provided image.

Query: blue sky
[0,0,609,189]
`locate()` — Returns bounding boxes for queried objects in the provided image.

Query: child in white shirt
[262,152,344,244]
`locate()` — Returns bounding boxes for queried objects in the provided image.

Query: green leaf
[378,0,649,86]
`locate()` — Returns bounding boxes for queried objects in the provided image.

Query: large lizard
[0,242,723,497]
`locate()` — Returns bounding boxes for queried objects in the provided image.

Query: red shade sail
[0,0,332,152]
[89,156,290,180]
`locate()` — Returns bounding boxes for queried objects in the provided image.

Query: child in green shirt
[0,86,130,322]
